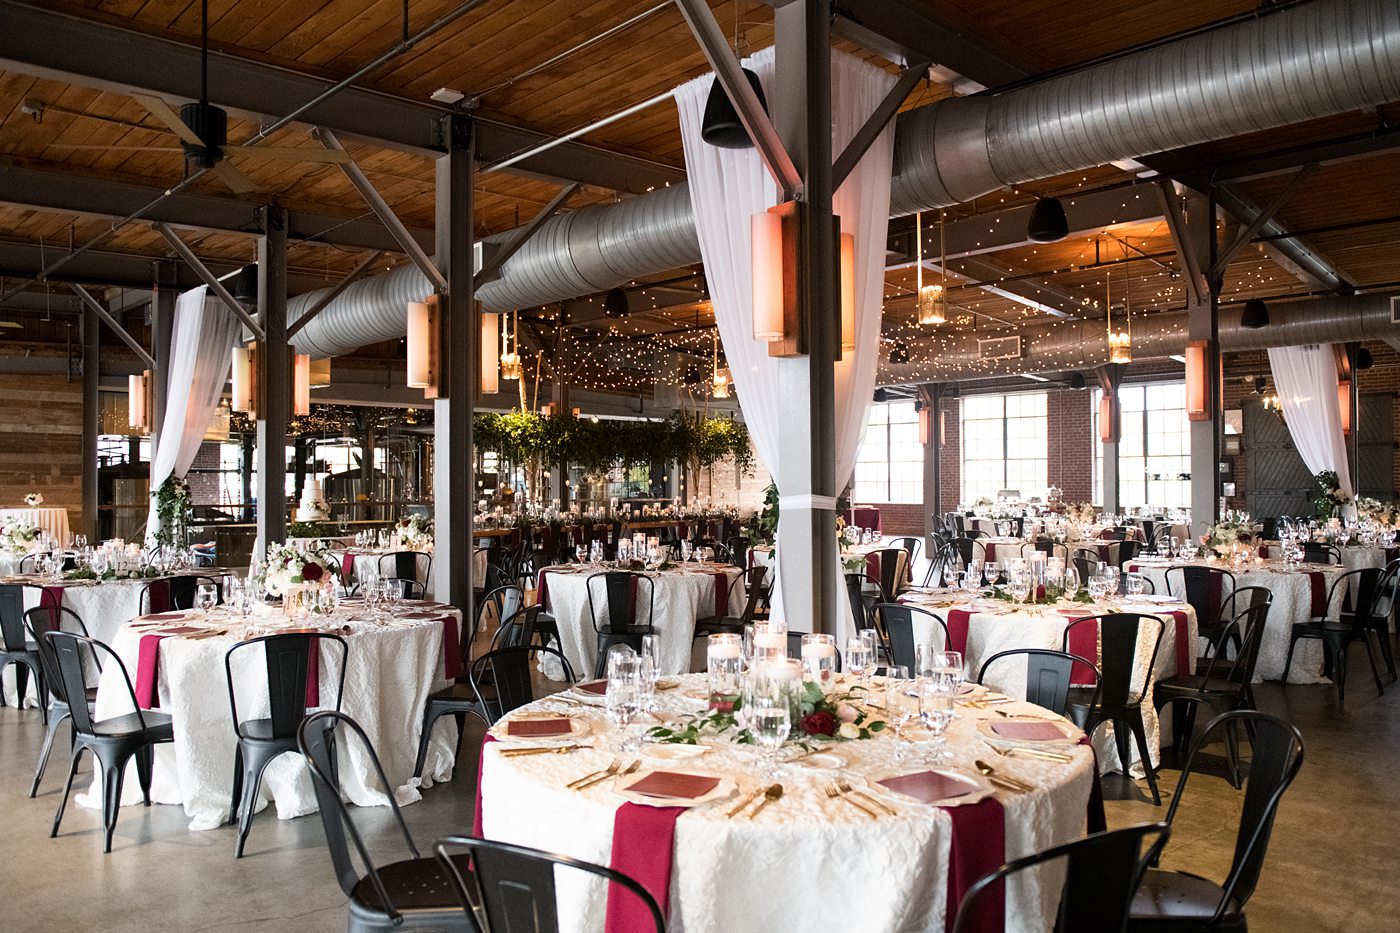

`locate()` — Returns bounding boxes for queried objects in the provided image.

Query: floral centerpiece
[261,541,333,598]
[397,514,435,549]
[1063,501,1095,522]
[1313,471,1352,520]
[647,680,886,746]
[1201,511,1253,558]
[0,518,39,557]
[1354,497,1400,527]
[23,492,43,507]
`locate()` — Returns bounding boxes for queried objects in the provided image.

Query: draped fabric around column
[675,48,895,641]
[1266,344,1353,497]
[145,286,243,542]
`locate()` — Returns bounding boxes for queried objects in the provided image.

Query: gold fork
[567,760,619,790]
[825,782,877,818]
[837,779,897,816]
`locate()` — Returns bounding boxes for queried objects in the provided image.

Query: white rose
[837,721,861,740]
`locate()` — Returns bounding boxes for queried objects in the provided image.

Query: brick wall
[694,437,771,514]
[185,441,225,506]
[1047,389,1094,501]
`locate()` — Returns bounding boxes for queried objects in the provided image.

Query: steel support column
[1183,190,1220,535]
[772,0,838,634]
[81,306,99,542]
[151,263,176,461]
[921,384,940,558]
[255,206,290,554]
[432,114,476,608]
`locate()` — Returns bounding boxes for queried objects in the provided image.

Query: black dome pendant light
[1240,298,1270,329]
[1028,196,1069,243]
[700,70,769,149]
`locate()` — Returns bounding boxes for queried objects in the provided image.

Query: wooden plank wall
[0,374,82,523]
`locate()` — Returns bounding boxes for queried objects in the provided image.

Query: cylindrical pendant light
[231,345,254,414]
[915,211,946,326]
[127,372,147,430]
[1185,340,1209,421]
[751,211,784,342]
[293,353,311,416]
[840,231,856,355]
[1338,380,1352,434]
[406,301,432,388]
[480,311,500,395]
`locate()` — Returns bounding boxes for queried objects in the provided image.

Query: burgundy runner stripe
[1257,545,1270,559]
[1062,613,1098,685]
[944,797,1006,933]
[441,616,462,680]
[1169,610,1191,676]
[945,609,972,656]
[865,552,880,582]
[341,552,355,581]
[606,803,685,932]
[305,637,320,707]
[147,579,171,614]
[134,633,168,709]
[984,542,997,564]
[1309,572,1326,617]
[710,572,726,620]
[471,734,497,838]
[1078,736,1107,834]
[536,570,551,611]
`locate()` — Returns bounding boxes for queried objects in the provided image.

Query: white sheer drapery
[146,286,243,541]
[676,48,895,640]
[1267,343,1353,496]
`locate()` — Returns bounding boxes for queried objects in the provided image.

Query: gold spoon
[975,759,1033,793]
[748,783,783,818]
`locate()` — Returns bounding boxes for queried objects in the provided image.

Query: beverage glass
[884,665,916,761]
[707,634,742,712]
[800,632,838,684]
[606,650,645,751]
[845,638,874,682]
[195,582,218,614]
[918,678,956,764]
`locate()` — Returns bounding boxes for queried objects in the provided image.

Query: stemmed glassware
[194,582,218,614]
[1125,572,1145,598]
[884,665,917,761]
[746,672,792,778]
[639,634,661,710]
[918,650,962,763]
[606,649,646,751]
[845,637,874,683]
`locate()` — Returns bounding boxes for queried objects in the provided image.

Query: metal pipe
[482,92,673,175]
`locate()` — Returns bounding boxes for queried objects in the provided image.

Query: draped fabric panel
[1267,344,1352,496]
[675,48,895,640]
[146,286,243,542]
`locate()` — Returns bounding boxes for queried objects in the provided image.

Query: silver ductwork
[880,291,1400,383]
[291,0,1400,359]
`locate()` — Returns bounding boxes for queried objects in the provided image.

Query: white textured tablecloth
[536,564,744,679]
[480,674,1094,933]
[0,507,70,545]
[76,602,461,830]
[1127,558,1345,684]
[899,591,1196,776]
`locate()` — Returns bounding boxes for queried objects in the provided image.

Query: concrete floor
[2,657,1397,931]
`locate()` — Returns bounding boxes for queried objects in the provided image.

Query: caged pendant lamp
[700,70,769,149]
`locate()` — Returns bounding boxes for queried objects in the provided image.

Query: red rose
[301,562,324,582]
[799,711,838,737]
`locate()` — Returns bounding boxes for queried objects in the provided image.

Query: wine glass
[606,650,645,751]
[680,539,693,563]
[1008,571,1031,608]
[1125,572,1145,598]
[884,665,917,761]
[918,678,956,764]
[1087,576,1107,603]
[983,561,1000,586]
[194,582,218,614]
[747,677,791,777]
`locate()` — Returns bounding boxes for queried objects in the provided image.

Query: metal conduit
[880,290,1400,384]
[290,0,1400,359]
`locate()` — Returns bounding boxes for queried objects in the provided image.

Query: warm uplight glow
[1338,380,1352,434]
[127,372,148,429]
[309,357,331,389]
[712,367,732,399]
[231,345,254,414]
[293,353,311,416]
[406,301,432,388]
[918,405,930,445]
[751,210,784,342]
[917,283,946,325]
[481,312,500,395]
[840,231,856,355]
[1185,340,1209,421]
[1098,394,1114,442]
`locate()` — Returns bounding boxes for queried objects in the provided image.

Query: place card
[875,770,977,804]
[506,717,574,737]
[624,771,720,800]
[991,721,1068,742]
[575,679,609,696]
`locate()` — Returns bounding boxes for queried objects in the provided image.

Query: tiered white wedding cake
[296,478,331,522]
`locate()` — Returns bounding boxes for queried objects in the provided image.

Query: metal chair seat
[1129,869,1247,932]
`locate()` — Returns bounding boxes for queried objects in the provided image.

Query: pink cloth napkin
[876,770,976,804]
[944,797,1005,933]
[606,802,685,932]
[991,721,1067,741]
[945,608,972,656]
[505,718,572,737]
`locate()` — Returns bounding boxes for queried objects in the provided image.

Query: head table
[477,673,1098,933]
[75,598,462,830]
[898,588,1198,776]
[535,562,746,679]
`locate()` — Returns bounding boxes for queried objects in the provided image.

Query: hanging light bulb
[915,211,945,325]
[711,331,731,398]
[1106,269,1132,363]
[499,311,523,381]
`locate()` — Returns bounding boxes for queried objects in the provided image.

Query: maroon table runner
[1167,610,1192,675]
[1308,571,1327,617]
[982,542,999,564]
[606,801,685,933]
[441,616,462,680]
[134,633,169,709]
[709,572,727,621]
[943,797,1006,933]
[945,608,972,656]
[1057,610,1099,685]
[536,570,552,611]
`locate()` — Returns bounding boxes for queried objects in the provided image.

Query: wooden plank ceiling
[0,0,1395,385]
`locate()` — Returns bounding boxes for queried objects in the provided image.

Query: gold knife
[500,744,588,757]
[726,786,764,818]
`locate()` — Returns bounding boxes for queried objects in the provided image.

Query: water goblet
[1125,572,1145,598]
[800,632,838,684]
[195,582,218,614]
[884,665,916,761]
[845,637,874,683]
[605,650,645,751]
[918,678,956,764]
[640,633,661,709]
[747,676,792,778]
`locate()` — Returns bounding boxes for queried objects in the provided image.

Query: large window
[960,392,1048,503]
[1094,382,1190,508]
[852,400,923,503]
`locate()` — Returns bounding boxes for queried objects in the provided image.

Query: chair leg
[100,751,129,854]
[1361,631,1385,697]
[414,703,450,780]
[50,746,84,838]
[1282,633,1300,686]
[1128,714,1161,805]
[228,745,244,826]
[1370,624,1396,682]
[234,745,272,859]
[30,710,68,798]
[1221,714,1243,790]
[1331,635,1349,703]
[135,744,155,806]
[1112,718,1133,778]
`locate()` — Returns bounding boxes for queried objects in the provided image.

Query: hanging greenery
[152,475,191,548]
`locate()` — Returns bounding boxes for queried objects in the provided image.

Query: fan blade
[131,93,204,147]
[227,146,351,164]
[46,144,184,152]
[213,160,258,194]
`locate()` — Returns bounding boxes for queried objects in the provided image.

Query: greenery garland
[473,411,753,475]
[152,475,191,548]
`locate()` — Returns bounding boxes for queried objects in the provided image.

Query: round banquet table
[76,599,462,830]
[1125,556,1346,684]
[898,588,1197,775]
[477,673,1097,933]
[0,506,71,545]
[534,563,745,679]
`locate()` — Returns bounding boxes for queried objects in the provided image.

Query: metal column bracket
[832,62,929,190]
[1155,181,1206,307]
[675,0,803,199]
[154,222,266,340]
[68,283,156,369]
[1208,164,1317,282]
[314,126,449,293]
[286,249,385,339]
[473,183,581,288]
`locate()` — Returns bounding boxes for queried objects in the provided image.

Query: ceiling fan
[47,0,349,193]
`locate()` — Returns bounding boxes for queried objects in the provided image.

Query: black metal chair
[1119,570,1156,596]
[1026,538,1071,563]
[489,603,542,653]
[953,822,1171,933]
[892,535,922,573]
[475,584,524,653]
[695,572,757,637]
[874,547,907,599]
[844,571,882,634]
[154,574,222,611]
[1253,518,1279,542]
[225,632,348,858]
[1072,549,1100,588]
[434,835,665,933]
[0,583,45,718]
[413,643,574,780]
[385,577,427,600]
[297,711,476,932]
[922,541,955,587]
[23,605,96,797]
[977,648,1100,718]
[1064,612,1165,804]
[1301,541,1341,565]
[725,536,751,570]
[377,551,433,596]
[1165,566,1236,651]
[1128,712,1304,933]
[46,631,175,853]
[136,577,174,614]
[875,602,949,673]
[1282,566,1387,702]
[587,572,655,679]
